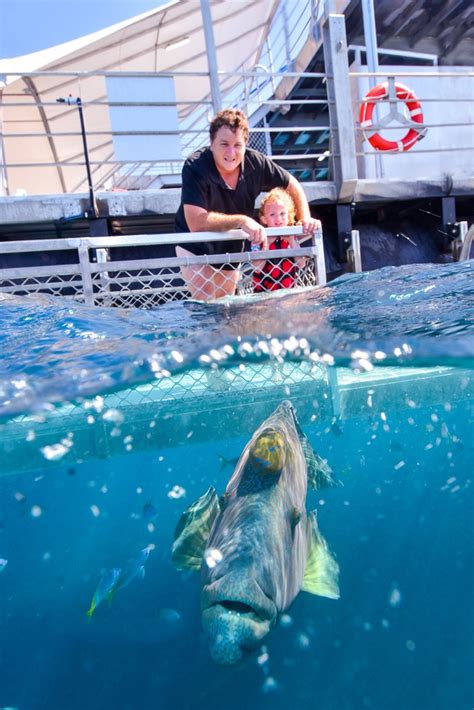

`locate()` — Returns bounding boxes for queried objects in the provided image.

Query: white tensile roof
[0,0,279,195]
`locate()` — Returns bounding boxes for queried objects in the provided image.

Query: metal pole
[56,95,98,216]
[76,98,99,217]
[200,0,222,114]
[0,80,8,196]
[361,0,383,178]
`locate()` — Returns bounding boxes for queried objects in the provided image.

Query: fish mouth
[201,581,277,664]
[204,597,275,625]
[201,580,277,624]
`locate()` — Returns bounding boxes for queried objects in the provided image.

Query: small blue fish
[142,500,158,521]
[114,547,150,593]
[86,567,121,618]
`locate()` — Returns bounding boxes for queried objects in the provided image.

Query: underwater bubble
[42,551,51,561]
[90,505,101,518]
[381,619,390,629]
[205,548,223,569]
[40,440,72,461]
[147,523,155,533]
[102,409,124,425]
[159,608,181,623]
[14,491,26,503]
[26,430,36,442]
[86,415,95,425]
[31,505,42,518]
[168,485,186,500]
[257,649,269,666]
[100,486,108,494]
[280,614,293,628]
[406,640,416,651]
[394,461,405,470]
[296,632,310,649]
[83,396,105,412]
[262,677,278,693]
[389,586,402,607]
[0,558,8,572]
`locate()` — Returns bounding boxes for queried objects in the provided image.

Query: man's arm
[184,204,268,248]
[286,175,322,236]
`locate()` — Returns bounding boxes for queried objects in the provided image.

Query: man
[175,109,321,300]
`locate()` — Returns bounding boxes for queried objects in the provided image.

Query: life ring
[359,82,426,152]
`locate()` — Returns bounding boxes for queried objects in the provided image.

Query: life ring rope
[359,81,427,152]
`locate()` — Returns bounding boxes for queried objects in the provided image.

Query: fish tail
[86,605,94,620]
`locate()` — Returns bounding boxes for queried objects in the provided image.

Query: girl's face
[261,200,289,228]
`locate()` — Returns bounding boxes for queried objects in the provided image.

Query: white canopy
[0,0,279,195]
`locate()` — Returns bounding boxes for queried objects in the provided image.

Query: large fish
[172,400,340,665]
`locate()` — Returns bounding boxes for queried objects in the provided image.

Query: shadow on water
[0,262,473,709]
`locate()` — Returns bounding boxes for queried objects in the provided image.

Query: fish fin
[295,419,341,489]
[172,487,221,571]
[302,511,340,599]
[85,605,95,619]
[106,589,116,604]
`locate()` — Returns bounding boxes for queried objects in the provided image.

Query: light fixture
[165,36,190,51]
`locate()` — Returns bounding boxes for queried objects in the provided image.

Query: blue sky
[0,0,165,58]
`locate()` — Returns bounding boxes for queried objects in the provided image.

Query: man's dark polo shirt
[175,147,291,256]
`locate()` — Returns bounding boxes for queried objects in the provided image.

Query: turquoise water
[0,262,473,709]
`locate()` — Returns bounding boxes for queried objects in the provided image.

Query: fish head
[201,571,277,666]
[248,427,287,475]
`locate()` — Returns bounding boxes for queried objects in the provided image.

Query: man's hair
[259,188,296,225]
[209,109,249,142]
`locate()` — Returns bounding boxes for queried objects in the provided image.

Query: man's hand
[297,217,322,236]
[239,216,268,250]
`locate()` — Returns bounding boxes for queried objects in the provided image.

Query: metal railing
[0,9,473,200]
[0,227,326,307]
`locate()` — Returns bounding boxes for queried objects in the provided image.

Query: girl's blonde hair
[259,188,296,225]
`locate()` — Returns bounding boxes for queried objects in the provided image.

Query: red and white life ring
[359,82,426,152]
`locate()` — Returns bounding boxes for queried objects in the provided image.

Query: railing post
[313,227,327,286]
[78,243,95,306]
[322,13,358,201]
[200,0,222,113]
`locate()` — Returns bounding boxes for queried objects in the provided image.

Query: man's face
[210,126,246,176]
